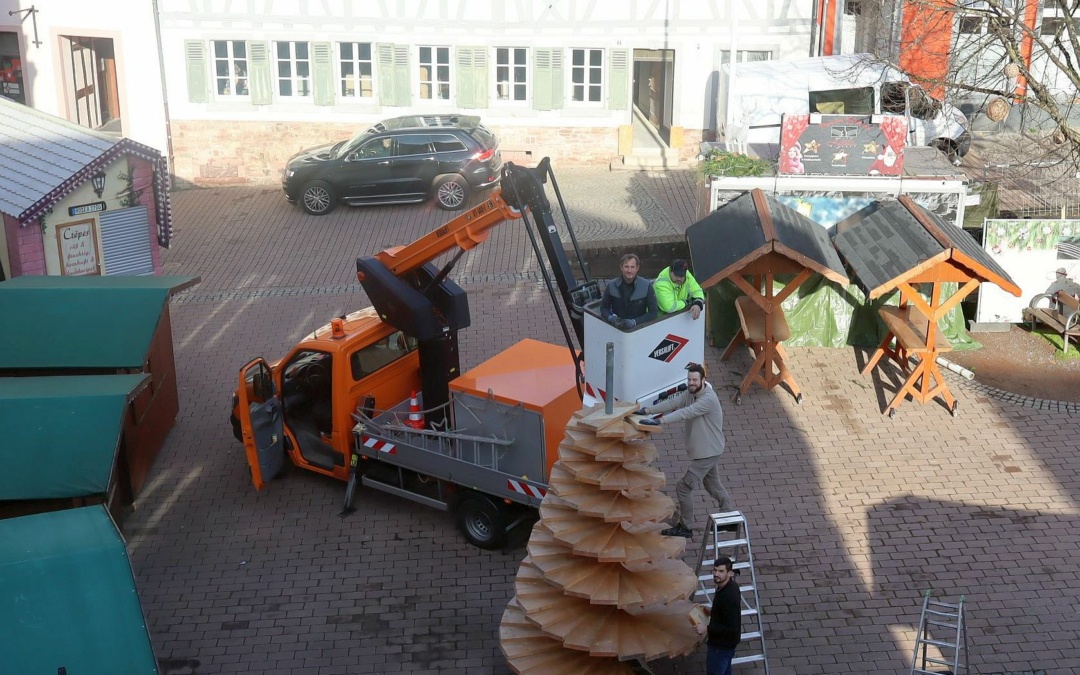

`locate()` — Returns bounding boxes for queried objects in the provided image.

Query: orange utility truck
[231,160,704,548]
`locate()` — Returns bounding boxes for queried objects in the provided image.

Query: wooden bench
[1022,290,1080,355]
[735,295,791,343]
[723,296,801,404]
[878,305,952,355]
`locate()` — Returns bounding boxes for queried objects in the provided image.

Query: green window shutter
[533,48,564,111]
[608,48,629,110]
[378,43,411,107]
[392,45,411,106]
[312,41,334,106]
[456,47,488,109]
[184,40,207,103]
[248,41,273,105]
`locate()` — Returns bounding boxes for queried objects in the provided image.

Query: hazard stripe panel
[361,435,397,455]
[507,479,546,499]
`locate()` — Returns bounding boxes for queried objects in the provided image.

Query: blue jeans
[706,645,735,675]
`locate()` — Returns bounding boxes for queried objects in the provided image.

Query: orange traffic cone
[405,391,425,429]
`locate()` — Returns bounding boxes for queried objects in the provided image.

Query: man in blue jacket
[599,253,658,329]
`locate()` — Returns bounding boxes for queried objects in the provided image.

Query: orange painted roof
[450,339,577,412]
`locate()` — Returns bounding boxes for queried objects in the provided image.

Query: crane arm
[374,190,523,277]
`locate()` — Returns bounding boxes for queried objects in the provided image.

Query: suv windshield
[337,128,378,158]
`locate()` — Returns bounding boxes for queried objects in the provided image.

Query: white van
[718,53,972,164]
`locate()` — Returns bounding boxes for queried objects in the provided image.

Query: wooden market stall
[0,375,149,520]
[686,189,849,403]
[0,275,197,501]
[0,506,158,673]
[833,196,1021,417]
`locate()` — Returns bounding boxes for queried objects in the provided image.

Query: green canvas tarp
[0,505,158,674]
[707,277,978,350]
[0,374,148,500]
[0,275,196,369]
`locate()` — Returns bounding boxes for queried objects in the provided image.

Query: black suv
[282,115,502,215]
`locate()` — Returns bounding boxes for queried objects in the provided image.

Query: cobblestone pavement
[134,168,1080,675]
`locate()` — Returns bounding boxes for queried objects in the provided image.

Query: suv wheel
[433,174,469,211]
[301,180,336,216]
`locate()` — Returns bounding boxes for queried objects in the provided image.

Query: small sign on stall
[56,219,102,276]
[68,201,106,217]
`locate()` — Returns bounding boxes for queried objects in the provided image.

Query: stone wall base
[171,121,643,186]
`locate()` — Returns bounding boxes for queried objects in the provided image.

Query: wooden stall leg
[884,359,928,417]
[721,329,747,361]
[771,346,803,403]
[861,333,895,376]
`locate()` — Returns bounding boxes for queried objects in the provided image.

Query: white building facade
[158,0,818,185]
[0,1,170,159]
[4,1,826,187]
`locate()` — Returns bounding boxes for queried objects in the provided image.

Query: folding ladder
[910,590,969,675]
[694,510,769,673]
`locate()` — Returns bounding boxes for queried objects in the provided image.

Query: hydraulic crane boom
[374,190,524,278]
[355,159,600,427]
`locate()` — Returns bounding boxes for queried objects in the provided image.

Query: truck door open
[237,358,286,490]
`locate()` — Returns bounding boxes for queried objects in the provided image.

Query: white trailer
[718,54,972,163]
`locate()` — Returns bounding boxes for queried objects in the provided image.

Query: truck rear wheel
[454,494,507,550]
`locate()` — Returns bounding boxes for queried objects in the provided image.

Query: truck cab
[235,308,421,489]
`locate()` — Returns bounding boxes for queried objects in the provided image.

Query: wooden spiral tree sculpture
[500,401,701,674]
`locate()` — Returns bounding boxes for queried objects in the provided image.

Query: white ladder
[910,590,969,675]
[694,510,769,673]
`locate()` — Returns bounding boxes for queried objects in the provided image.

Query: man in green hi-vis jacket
[654,259,705,320]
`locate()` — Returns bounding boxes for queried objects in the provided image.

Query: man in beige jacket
[638,363,732,538]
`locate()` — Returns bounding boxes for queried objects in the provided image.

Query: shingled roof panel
[767,193,847,277]
[833,200,942,294]
[685,192,767,285]
[921,205,1016,287]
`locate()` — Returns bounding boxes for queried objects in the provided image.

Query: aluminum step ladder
[910,590,969,675]
[694,510,769,673]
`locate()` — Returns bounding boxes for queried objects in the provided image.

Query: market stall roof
[0,374,148,501]
[833,195,1021,299]
[0,95,174,246]
[685,189,849,287]
[0,275,198,369]
[0,506,159,674]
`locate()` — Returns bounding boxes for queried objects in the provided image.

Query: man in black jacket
[599,253,658,329]
[695,556,741,675]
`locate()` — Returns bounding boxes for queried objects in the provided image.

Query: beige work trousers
[675,456,733,530]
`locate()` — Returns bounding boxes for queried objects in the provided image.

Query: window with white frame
[275,41,311,97]
[418,46,450,100]
[495,47,528,102]
[212,40,249,96]
[570,48,603,103]
[720,49,773,65]
[339,42,374,98]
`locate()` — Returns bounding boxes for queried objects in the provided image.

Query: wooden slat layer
[500,601,634,675]
[536,507,686,563]
[514,563,701,660]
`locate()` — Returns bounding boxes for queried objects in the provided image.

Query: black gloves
[638,418,660,426]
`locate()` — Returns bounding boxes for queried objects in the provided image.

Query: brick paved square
[130,172,1080,674]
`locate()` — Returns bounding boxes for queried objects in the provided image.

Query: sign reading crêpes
[779,113,907,177]
[56,219,101,276]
